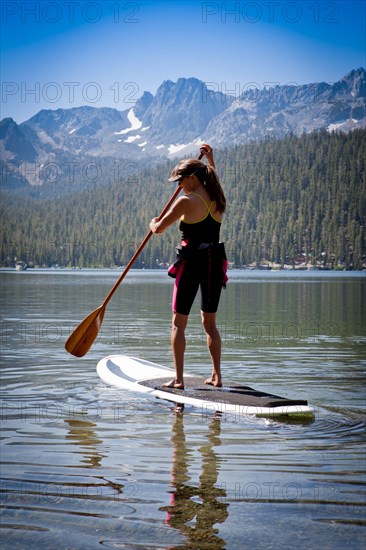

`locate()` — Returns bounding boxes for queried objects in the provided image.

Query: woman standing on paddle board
[150,145,227,389]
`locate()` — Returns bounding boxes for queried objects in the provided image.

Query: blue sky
[1,0,365,123]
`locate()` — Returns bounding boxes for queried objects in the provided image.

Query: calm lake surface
[1,269,365,549]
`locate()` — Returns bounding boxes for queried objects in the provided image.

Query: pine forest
[1,130,365,270]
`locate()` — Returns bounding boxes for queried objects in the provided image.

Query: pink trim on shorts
[223,258,228,285]
[172,262,185,313]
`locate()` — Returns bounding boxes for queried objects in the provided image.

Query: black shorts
[172,244,227,315]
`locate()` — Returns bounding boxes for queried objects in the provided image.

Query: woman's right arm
[150,196,189,234]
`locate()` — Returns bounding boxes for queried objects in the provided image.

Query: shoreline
[1,267,365,277]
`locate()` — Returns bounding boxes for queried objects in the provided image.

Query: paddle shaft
[102,186,180,307]
[101,151,204,308]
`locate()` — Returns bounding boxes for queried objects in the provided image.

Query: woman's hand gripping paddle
[65,151,205,357]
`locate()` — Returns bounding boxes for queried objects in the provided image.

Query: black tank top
[179,193,221,243]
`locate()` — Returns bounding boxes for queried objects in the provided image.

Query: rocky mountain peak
[1,68,365,190]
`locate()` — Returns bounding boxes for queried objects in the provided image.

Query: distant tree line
[1,129,365,270]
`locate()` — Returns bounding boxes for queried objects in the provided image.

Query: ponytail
[204,165,226,214]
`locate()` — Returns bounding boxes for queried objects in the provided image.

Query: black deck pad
[139,376,308,408]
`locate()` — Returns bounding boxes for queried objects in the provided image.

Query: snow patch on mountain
[328,118,359,132]
[168,143,189,155]
[114,108,142,135]
[124,135,141,143]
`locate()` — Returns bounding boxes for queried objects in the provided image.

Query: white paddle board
[97,355,313,417]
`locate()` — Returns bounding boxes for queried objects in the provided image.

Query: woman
[150,145,227,389]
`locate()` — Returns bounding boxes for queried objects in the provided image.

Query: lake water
[1,269,365,549]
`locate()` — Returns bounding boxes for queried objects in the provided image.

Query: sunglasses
[176,170,199,185]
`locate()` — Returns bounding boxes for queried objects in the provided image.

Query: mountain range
[1,68,365,190]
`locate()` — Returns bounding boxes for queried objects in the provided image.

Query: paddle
[65,151,204,357]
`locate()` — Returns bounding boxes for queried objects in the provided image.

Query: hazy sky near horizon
[1,0,365,122]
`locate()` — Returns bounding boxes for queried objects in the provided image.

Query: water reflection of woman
[161,413,228,548]
[65,418,105,468]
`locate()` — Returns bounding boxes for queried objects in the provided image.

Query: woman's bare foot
[163,379,184,390]
[204,375,222,387]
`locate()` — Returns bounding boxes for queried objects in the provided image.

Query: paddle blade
[65,305,106,357]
